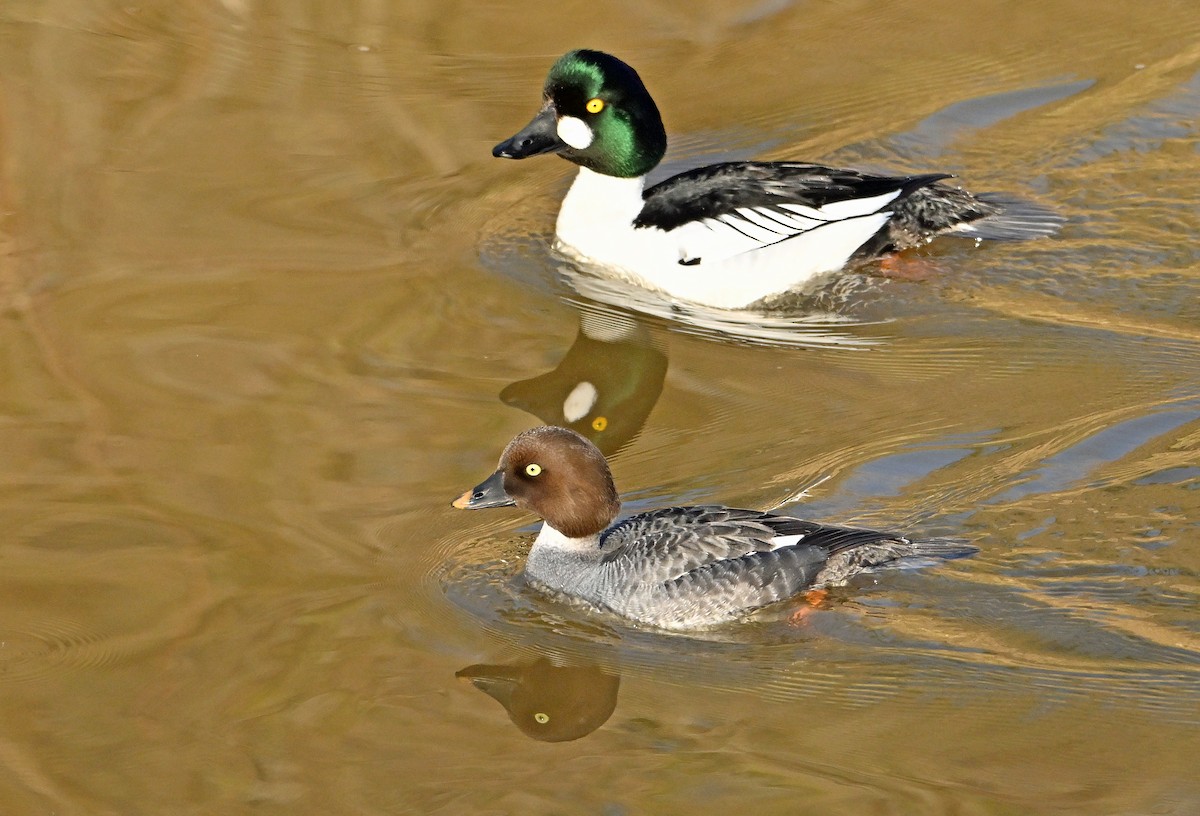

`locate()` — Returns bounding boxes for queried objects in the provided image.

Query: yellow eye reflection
[586,98,605,114]
[525,463,542,477]
[591,416,608,431]
[534,712,550,724]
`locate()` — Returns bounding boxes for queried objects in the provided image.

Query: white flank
[556,116,594,150]
[554,167,898,309]
[562,381,598,422]
[736,207,821,232]
[782,189,902,220]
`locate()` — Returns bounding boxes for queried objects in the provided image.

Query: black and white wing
[635,162,949,265]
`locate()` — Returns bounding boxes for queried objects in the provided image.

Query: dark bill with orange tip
[451,470,515,510]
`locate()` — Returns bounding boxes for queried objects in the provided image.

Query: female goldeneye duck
[494,49,1063,310]
[452,425,976,631]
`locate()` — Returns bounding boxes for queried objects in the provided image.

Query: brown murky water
[2,1,1198,813]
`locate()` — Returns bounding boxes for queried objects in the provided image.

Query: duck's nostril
[473,491,485,500]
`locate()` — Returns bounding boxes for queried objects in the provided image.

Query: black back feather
[634,162,950,231]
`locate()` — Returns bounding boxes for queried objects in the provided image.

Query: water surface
[1,1,1198,813]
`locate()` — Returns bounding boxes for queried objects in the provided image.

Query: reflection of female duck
[500,307,666,455]
[457,658,619,742]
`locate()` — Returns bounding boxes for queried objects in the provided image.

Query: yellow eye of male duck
[525,463,542,477]
[585,98,604,114]
[591,416,608,431]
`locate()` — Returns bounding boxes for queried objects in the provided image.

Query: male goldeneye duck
[452,425,976,630]
[493,49,1063,310]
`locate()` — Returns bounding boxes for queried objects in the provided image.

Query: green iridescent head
[493,50,667,178]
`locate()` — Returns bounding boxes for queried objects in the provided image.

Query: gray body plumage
[524,505,974,630]
[454,426,977,631]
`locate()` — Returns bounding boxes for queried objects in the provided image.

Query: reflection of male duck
[457,658,619,742]
[500,307,666,455]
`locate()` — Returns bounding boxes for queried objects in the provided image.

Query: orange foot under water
[787,588,831,625]
[877,252,945,282]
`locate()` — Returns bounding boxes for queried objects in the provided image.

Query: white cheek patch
[556,116,594,150]
[562,381,598,422]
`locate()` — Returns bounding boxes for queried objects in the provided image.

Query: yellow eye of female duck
[586,98,604,114]
[525,463,542,477]
[534,712,550,724]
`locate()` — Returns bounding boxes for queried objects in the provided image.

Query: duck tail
[861,536,979,574]
[953,192,1065,241]
[904,536,979,561]
[813,534,978,586]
